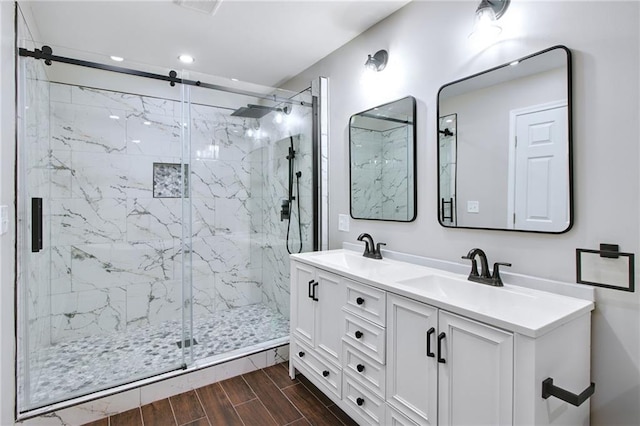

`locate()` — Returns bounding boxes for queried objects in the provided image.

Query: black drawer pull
[356,364,365,373]
[312,282,319,301]
[426,327,435,358]
[356,297,365,305]
[437,332,446,364]
[355,330,363,339]
[298,351,305,357]
[322,370,330,377]
[356,397,365,406]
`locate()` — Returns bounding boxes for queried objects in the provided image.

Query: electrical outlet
[338,214,350,232]
[467,201,480,214]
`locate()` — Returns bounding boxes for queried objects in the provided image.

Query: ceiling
[21,0,411,88]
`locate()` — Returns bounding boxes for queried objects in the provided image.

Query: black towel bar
[542,378,595,407]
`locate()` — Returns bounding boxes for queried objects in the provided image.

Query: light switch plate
[0,205,8,235]
[338,214,350,232]
[467,201,480,213]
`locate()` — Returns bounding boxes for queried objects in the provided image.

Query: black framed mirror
[437,45,572,233]
[349,96,417,222]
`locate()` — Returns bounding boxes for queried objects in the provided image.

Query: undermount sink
[397,274,540,302]
[308,250,395,272]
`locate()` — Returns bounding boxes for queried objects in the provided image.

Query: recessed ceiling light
[143,121,152,126]
[110,56,124,62]
[131,139,141,144]
[510,60,520,66]
[109,115,120,120]
[231,78,239,82]
[178,54,195,64]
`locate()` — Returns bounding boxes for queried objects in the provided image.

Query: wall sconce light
[364,49,389,72]
[469,0,510,40]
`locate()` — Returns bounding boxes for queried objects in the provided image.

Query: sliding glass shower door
[17,53,192,412]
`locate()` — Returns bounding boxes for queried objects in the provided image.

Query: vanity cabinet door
[315,270,346,366]
[291,261,346,366]
[438,311,514,426]
[386,294,438,425]
[291,262,317,347]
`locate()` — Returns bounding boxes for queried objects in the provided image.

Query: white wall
[284,1,640,424]
[0,1,16,425]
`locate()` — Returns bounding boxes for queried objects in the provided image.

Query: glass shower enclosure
[16,36,317,415]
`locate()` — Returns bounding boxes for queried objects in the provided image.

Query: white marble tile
[190,234,251,278]
[191,198,216,239]
[126,279,182,327]
[50,150,73,199]
[50,287,126,342]
[50,198,126,245]
[126,197,182,242]
[70,241,177,291]
[51,101,127,154]
[70,85,178,116]
[50,83,72,103]
[266,344,290,366]
[215,269,262,310]
[139,373,192,406]
[214,197,251,235]
[190,159,251,200]
[126,113,181,157]
[215,351,268,382]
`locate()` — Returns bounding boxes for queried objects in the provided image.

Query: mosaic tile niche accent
[153,162,189,198]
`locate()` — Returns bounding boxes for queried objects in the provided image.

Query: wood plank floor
[83,362,358,426]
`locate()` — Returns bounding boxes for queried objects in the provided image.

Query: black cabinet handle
[356,297,365,305]
[308,280,314,299]
[298,351,305,357]
[356,364,365,373]
[322,370,330,377]
[32,197,43,253]
[312,282,319,301]
[356,397,365,406]
[355,330,363,339]
[426,327,435,358]
[437,332,446,364]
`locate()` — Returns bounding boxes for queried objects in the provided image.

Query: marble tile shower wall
[253,98,314,318]
[351,126,409,220]
[43,83,265,345]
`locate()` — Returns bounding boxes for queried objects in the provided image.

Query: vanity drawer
[342,373,386,426]
[292,340,342,399]
[344,279,386,326]
[343,311,386,364]
[343,341,385,397]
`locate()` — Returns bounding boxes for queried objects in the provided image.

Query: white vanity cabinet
[386,293,513,426]
[289,251,594,426]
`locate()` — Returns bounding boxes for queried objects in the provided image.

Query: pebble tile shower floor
[25,304,289,406]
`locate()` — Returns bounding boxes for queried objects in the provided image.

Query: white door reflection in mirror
[509,103,568,231]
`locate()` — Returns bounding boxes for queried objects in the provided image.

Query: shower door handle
[32,197,43,253]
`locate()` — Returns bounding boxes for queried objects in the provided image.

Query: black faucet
[461,248,511,287]
[357,233,386,259]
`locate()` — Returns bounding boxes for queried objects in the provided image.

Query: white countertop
[291,249,594,338]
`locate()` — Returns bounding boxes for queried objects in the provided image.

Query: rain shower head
[230,104,278,119]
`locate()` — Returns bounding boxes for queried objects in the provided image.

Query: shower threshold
[20,303,289,416]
